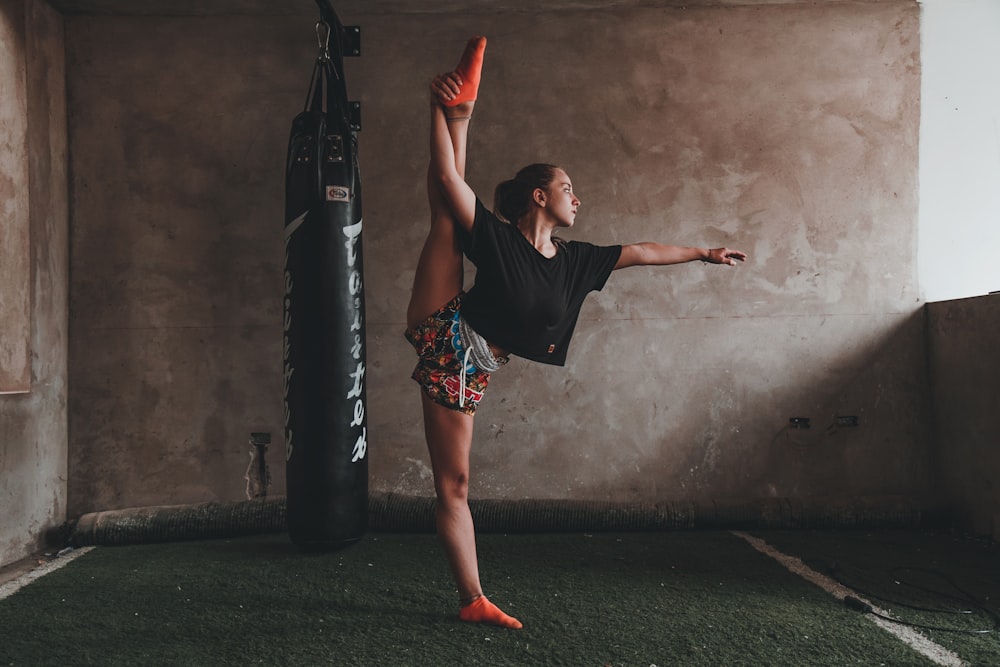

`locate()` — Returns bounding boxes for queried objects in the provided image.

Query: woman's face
[542,168,580,228]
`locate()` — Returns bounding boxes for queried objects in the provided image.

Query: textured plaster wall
[926,296,1000,538]
[66,2,927,516]
[0,0,69,567]
[0,0,30,393]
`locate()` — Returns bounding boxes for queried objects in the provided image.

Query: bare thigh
[407,171,464,330]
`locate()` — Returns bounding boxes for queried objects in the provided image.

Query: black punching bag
[283,10,366,550]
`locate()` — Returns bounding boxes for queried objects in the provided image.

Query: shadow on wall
[927,295,1000,538]
[471,307,932,508]
[753,309,932,503]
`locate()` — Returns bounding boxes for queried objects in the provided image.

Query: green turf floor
[1,530,997,666]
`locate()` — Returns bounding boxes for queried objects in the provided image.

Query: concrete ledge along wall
[63,1,931,518]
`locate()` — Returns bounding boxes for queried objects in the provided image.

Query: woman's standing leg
[421,393,521,628]
[420,394,479,597]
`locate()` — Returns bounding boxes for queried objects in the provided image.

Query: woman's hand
[430,72,464,105]
[704,248,747,266]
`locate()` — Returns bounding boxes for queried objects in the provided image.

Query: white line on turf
[731,531,964,667]
[0,547,96,601]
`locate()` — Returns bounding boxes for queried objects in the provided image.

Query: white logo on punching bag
[343,219,367,463]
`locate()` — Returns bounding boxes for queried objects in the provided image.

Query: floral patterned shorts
[404,293,496,415]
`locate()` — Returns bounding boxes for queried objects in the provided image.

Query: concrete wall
[926,296,1000,538]
[0,0,31,394]
[0,0,69,566]
[65,2,929,516]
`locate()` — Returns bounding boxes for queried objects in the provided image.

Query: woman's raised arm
[429,73,477,234]
[614,242,747,270]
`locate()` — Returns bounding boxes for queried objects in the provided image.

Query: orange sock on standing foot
[459,595,523,629]
[443,36,486,107]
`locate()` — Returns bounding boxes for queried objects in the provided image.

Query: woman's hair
[493,163,561,224]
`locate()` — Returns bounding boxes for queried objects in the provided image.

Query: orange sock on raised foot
[459,595,523,629]
[443,36,486,107]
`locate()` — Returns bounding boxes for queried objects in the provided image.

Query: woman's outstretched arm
[614,243,747,270]
[429,73,477,233]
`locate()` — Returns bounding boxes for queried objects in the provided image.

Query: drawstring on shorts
[459,347,473,409]
[456,315,505,409]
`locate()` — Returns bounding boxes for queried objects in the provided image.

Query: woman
[405,37,747,630]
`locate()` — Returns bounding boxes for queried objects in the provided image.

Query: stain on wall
[66,2,926,516]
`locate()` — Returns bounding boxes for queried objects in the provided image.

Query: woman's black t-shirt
[459,199,622,366]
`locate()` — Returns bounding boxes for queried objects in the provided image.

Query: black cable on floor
[830,562,999,635]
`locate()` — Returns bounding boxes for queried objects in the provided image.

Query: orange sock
[443,36,486,107]
[459,595,523,629]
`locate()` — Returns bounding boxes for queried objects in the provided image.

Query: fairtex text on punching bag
[284,8,366,550]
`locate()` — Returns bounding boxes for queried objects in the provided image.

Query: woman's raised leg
[406,37,485,329]
[405,100,473,330]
